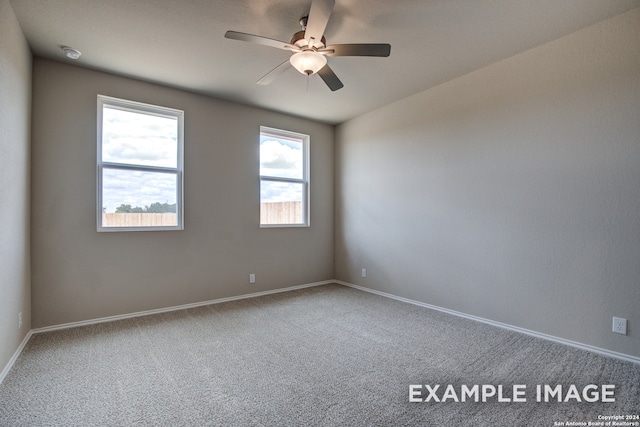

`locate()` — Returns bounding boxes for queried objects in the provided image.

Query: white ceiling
[10,0,640,124]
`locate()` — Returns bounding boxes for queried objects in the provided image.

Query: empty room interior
[1,0,639,425]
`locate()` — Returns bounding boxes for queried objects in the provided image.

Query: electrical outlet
[612,317,627,335]
[18,312,22,330]
[249,274,256,284]
[361,268,367,278]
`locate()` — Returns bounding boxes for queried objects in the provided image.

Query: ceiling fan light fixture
[290,51,326,75]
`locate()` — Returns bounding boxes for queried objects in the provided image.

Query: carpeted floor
[0,283,638,426]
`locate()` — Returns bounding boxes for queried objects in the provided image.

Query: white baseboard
[335,280,640,365]
[32,280,334,334]
[4,278,636,386]
[0,280,333,384]
[0,330,33,385]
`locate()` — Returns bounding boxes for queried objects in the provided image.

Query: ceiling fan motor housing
[291,30,326,50]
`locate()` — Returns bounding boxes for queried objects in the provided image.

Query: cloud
[102,107,177,167]
[260,180,303,203]
[260,139,302,179]
[102,169,177,212]
[100,106,180,213]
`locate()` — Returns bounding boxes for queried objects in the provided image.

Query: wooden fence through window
[102,202,303,227]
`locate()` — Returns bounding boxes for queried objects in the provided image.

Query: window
[260,127,309,227]
[97,95,184,231]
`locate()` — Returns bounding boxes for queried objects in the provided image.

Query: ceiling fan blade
[322,44,391,57]
[224,31,299,51]
[257,60,292,85]
[304,0,335,43]
[317,64,343,91]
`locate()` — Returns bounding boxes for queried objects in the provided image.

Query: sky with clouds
[100,108,305,213]
[260,133,304,203]
[101,107,178,213]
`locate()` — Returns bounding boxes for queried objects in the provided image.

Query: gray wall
[0,0,31,370]
[335,9,640,358]
[31,59,334,328]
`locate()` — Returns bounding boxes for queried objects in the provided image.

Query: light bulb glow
[289,51,327,75]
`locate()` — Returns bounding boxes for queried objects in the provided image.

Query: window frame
[259,126,310,228]
[97,95,184,232]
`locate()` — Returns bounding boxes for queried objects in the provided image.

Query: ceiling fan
[224,0,391,91]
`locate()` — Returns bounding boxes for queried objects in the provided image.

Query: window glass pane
[260,181,304,225]
[102,106,177,168]
[102,168,177,227]
[260,133,303,179]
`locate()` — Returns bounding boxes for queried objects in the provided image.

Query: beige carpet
[1,284,638,426]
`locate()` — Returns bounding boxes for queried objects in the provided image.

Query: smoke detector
[61,46,81,60]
